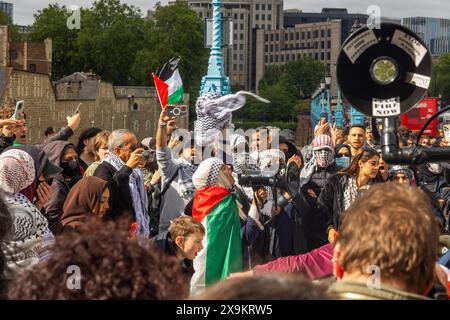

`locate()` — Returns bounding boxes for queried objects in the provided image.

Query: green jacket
[328,281,430,300]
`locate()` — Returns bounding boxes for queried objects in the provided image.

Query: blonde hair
[337,183,439,294]
[169,215,205,239]
[94,131,110,161]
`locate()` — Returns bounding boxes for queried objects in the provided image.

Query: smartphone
[443,124,450,143]
[320,111,328,123]
[13,100,25,120]
[72,103,82,116]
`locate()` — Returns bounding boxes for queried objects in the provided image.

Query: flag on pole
[152,57,183,108]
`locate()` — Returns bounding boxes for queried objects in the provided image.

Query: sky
[10,0,450,26]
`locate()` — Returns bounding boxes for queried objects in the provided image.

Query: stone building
[0,26,188,145]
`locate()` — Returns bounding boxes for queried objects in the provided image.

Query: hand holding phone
[72,103,82,116]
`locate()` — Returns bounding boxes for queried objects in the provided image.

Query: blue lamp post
[324,72,332,123]
[351,106,365,126]
[335,89,344,127]
[199,0,230,96]
[320,81,326,116]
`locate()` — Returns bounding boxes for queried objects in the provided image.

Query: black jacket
[317,174,350,233]
[151,231,194,281]
[93,161,134,219]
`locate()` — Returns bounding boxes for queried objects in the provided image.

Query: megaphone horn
[336,22,432,117]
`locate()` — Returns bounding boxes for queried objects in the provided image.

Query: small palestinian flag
[152,57,183,108]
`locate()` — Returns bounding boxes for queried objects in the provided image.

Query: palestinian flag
[190,186,243,295]
[152,57,183,108]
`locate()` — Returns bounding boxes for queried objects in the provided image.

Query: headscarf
[389,165,416,185]
[60,176,109,231]
[192,157,245,220]
[5,145,62,201]
[192,157,229,190]
[0,149,35,193]
[300,135,335,187]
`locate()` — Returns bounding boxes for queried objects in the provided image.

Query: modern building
[283,8,368,44]
[402,17,450,57]
[254,20,341,94]
[186,0,283,90]
[0,1,12,22]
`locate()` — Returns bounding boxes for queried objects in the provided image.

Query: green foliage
[29,0,207,94]
[234,59,324,128]
[431,54,450,101]
[0,10,21,42]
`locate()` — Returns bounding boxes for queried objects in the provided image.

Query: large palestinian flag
[152,57,183,108]
[190,186,243,295]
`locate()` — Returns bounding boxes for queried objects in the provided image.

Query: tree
[431,54,450,102]
[283,58,326,99]
[0,11,21,42]
[75,0,146,85]
[130,1,208,90]
[29,4,80,80]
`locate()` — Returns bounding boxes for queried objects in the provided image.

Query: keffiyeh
[176,158,197,195]
[0,149,35,193]
[104,153,150,237]
[194,91,270,146]
[300,135,335,187]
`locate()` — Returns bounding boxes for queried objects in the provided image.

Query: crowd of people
[0,96,449,300]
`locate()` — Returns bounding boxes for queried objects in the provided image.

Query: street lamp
[324,73,332,123]
[325,72,332,87]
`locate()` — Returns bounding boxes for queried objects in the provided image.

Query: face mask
[314,149,334,168]
[336,156,350,169]
[60,159,80,177]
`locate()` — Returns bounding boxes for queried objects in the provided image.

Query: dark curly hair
[0,193,13,299]
[8,218,188,300]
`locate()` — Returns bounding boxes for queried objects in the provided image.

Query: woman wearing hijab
[189,157,263,296]
[42,141,83,234]
[59,176,111,233]
[0,149,54,272]
[335,144,351,170]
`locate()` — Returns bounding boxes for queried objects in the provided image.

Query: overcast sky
[11,0,450,26]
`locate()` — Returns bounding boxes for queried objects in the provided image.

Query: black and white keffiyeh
[104,153,150,238]
[176,158,197,196]
[194,91,270,146]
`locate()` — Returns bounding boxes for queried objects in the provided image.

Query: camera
[141,149,155,162]
[166,105,187,117]
[238,161,299,191]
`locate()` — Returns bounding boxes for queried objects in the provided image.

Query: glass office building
[402,17,450,57]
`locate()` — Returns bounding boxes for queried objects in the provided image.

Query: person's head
[251,128,272,152]
[335,144,351,170]
[0,149,35,193]
[334,183,439,295]
[0,193,12,298]
[0,106,27,144]
[365,127,374,142]
[60,145,80,179]
[390,166,415,185]
[108,129,138,163]
[93,131,110,162]
[62,176,111,227]
[312,134,335,168]
[377,156,390,181]
[342,147,380,181]
[7,218,188,299]
[193,273,329,300]
[77,127,102,155]
[44,127,55,138]
[192,157,234,190]
[407,135,415,148]
[278,136,298,161]
[169,216,205,260]
[167,117,178,138]
[348,125,366,152]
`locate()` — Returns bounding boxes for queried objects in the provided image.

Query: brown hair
[93,131,110,161]
[340,147,382,180]
[8,218,188,299]
[192,273,329,300]
[336,183,439,294]
[169,215,205,239]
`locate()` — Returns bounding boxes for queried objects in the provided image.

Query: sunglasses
[336,153,349,158]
